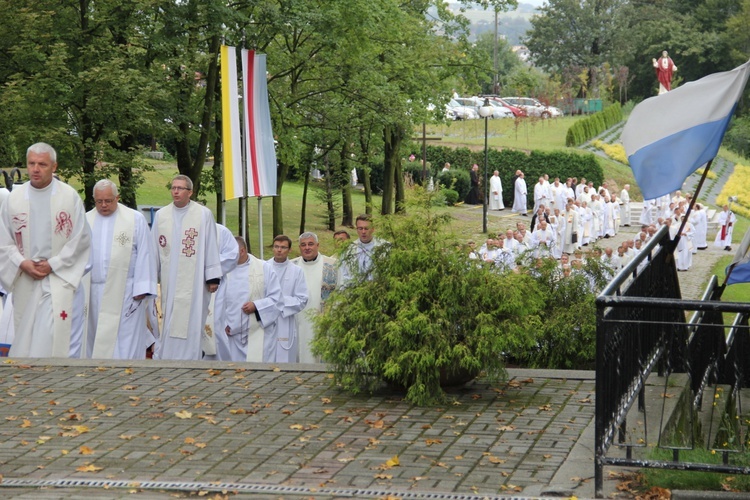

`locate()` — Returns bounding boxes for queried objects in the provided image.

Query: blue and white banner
[727,227,750,285]
[622,60,750,200]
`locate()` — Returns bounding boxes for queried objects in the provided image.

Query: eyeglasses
[273,245,290,250]
[95,198,116,205]
[170,186,191,192]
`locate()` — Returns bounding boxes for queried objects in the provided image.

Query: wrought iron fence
[595,225,750,497]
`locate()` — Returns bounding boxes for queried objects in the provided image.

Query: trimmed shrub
[442,189,459,206]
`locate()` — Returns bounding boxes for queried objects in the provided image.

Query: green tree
[0,0,165,207]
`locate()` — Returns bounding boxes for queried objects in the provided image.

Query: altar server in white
[84,180,157,359]
[291,232,338,363]
[0,143,91,357]
[218,237,282,362]
[265,235,308,363]
[202,223,239,359]
[151,175,222,360]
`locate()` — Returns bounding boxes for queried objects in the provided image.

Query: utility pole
[493,8,499,94]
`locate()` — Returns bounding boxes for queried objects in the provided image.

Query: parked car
[501,97,563,118]
[447,98,479,120]
[453,97,513,119]
[480,95,528,117]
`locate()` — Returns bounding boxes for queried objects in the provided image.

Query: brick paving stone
[0,361,602,499]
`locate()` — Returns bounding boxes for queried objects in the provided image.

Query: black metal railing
[595,225,750,497]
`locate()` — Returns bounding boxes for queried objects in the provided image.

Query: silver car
[447,99,479,120]
[501,97,563,118]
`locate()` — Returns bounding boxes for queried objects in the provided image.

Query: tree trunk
[340,143,353,227]
[324,154,336,231]
[299,160,310,235]
[359,130,373,215]
[213,106,224,225]
[115,134,139,209]
[381,125,395,215]
[272,159,289,237]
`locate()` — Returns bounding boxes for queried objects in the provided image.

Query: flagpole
[258,196,264,260]
[672,158,713,249]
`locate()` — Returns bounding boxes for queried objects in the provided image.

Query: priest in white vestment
[533,176,550,214]
[0,143,90,357]
[84,180,157,359]
[203,223,239,359]
[340,214,387,285]
[619,185,631,226]
[714,205,736,251]
[218,236,282,362]
[265,235,308,363]
[489,171,504,210]
[692,204,708,250]
[512,171,528,215]
[562,203,579,254]
[151,175,222,360]
[291,232,338,363]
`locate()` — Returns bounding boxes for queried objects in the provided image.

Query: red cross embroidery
[182,227,198,257]
[60,310,68,320]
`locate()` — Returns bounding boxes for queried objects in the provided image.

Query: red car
[481,95,528,117]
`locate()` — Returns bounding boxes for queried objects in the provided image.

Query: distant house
[512,45,531,63]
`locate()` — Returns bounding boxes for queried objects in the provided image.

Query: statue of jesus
[652,50,677,95]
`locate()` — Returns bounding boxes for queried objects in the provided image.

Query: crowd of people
[0,143,385,363]
[470,172,734,278]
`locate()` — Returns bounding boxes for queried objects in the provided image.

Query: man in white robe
[674,216,694,271]
[489,171,504,210]
[291,232,338,364]
[84,180,157,359]
[340,214,386,284]
[531,220,555,258]
[563,203,579,254]
[0,143,90,357]
[151,175,222,360]
[533,176,550,214]
[218,237,282,362]
[266,235,308,363]
[549,178,563,212]
[203,223,239,359]
[714,205,736,251]
[692,204,708,250]
[640,198,656,226]
[512,171,527,215]
[619,185,631,226]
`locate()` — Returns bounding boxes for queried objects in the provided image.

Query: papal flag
[622,60,750,200]
[242,49,277,198]
[220,45,243,200]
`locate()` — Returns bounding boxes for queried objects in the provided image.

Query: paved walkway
[0,360,597,499]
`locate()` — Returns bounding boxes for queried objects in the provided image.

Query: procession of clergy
[0,143,370,363]
[478,170,734,274]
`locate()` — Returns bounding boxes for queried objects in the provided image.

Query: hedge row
[419,145,604,207]
[565,103,623,147]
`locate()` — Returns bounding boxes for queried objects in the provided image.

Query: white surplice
[86,205,157,359]
[217,255,282,362]
[264,259,308,363]
[291,253,338,363]
[512,177,527,214]
[489,175,504,210]
[203,224,239,359]
[0,179,90,357]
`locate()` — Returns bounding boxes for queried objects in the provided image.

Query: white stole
[86,206,134,358]
[157,203,203,340]
[246,257,267,362]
